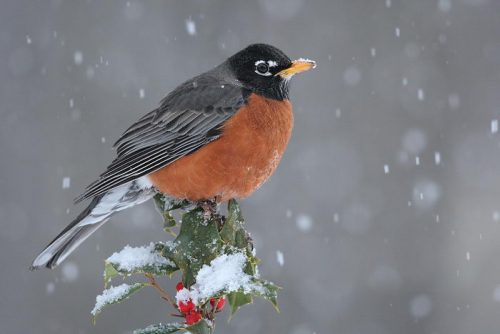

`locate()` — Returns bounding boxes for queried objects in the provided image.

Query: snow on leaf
[91,283,147,317]
[133,322,184,334]
[194,252,251,301]
[105,243,177,283]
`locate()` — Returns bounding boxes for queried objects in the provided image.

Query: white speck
[370,48,376,57]
[395,27,400,37]
[438,0,452,12]
[434,152,441,165]
[101,137,106,143]
[276,251,284,267]
[384,164,390,174]
[466,251,471,261]
[343,66,361,86]
[26,35,32,44]
[335,108,341,118]
[333,213,340,223]
[415,156,420,165]
[385,0,392,8]
[61,261,79,282]
[408,201,412,207]
[435,214,440,223]
[493,285,500,303]
[402,77,408,86]
[493,211,500,221]
[73,51,83,65]
[62,177,71,189]
[69,98,74,108]
[185,18,197,36]
[296,214,313,232]
[491,119,498,134]
[410,294,432,319]
[46,282,55,295]
[139,88,145,99]
[418,89,425,101]
[448,94,460,110]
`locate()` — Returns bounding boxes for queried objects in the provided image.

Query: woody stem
[145,273,177,309]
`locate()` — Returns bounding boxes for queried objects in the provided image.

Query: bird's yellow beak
[276,58,316,79]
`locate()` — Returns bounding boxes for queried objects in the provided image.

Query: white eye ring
[255,60,271,76]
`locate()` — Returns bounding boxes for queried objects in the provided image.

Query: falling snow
[73,51,83,65]
[276,251,285,267]
[417,89,425,101]
[434,152,441,165]
[296,214,313,232]
[185,18,197,36]
[491,119,498,134]
[62,177,71,189]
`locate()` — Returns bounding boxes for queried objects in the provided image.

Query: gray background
[2,0,500,333]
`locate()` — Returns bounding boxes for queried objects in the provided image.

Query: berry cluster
[175,282,226,325]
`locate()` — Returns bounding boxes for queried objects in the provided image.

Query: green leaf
[220,199,245,245]
[163,208,223,287]
[91,283,147,319]
[103,261,119,286]
[185,319,214,334]
[227,291,253,319]
[133,322,184,334]
[153,195,190,235]
[104,243,179,284]
[250,280,281,312]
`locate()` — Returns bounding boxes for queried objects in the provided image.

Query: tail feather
[30,178,154,270]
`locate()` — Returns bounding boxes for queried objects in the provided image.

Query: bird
[31,43,315,270]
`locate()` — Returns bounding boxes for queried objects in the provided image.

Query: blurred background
[2,0,500,333]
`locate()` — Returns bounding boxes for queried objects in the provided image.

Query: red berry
[185,310,202,325]
[178,299,195,314]
[176,282,184,291]
[210,297,226,311]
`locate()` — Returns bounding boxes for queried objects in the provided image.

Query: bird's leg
[196,198,219,223]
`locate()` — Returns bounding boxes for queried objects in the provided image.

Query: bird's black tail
[30,179,155,270]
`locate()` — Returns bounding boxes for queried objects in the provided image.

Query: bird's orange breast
[148,93,293,202]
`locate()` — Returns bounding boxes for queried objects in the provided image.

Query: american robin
[31,43,315,270]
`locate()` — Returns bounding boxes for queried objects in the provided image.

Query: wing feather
[75,72,249,203]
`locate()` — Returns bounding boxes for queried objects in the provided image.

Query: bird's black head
[226,43,316,101]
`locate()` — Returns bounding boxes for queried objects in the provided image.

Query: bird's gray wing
[75,74,249,203]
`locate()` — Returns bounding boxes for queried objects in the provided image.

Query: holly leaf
[91,283,147,319]
[162,208,223,287]
[227,291,253,320]
[133,322,184,334]
[220,199,245,245]
[185,319,214,334]
[250,279,281,312]
[103,261,120,286]
[153,194,190,235]
[104,243,178,285]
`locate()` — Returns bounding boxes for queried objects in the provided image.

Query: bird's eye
[254,60,272,76]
